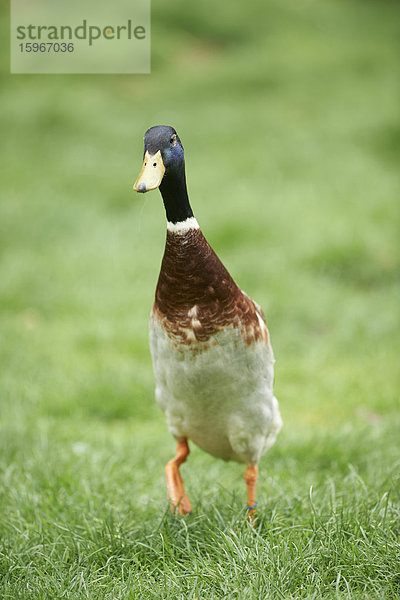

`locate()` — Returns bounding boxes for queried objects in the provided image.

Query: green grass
[1,0,400,597]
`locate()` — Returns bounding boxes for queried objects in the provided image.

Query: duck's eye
[170,134,177,146]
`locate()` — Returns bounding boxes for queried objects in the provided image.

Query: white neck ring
[167,217,200,234]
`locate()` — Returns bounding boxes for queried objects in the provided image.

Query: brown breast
[153,228,268,348]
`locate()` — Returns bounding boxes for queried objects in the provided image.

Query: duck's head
[133,125,184,193]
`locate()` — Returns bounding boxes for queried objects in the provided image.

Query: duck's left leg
[244,464,258,519]
[165,439,192,515]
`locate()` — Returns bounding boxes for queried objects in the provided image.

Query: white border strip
[167,217,200,234]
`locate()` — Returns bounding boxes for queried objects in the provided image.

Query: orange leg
[244,464,258,520]
[165,439,192,515]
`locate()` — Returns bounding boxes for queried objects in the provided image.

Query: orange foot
[244,464,258,522]
[165,439,192,515]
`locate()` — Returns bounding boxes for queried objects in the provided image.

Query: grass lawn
[1,0,399,598]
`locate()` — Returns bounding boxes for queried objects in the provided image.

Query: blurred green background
[1,0,399,597]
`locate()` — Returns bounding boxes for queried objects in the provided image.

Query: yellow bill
[133,150,165,193]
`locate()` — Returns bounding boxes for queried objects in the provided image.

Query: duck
[133,125,282,517]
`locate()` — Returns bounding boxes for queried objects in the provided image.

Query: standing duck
[133,126,282,516]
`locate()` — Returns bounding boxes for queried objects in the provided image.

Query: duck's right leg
[244,464,258,520]
[165,438,192,515]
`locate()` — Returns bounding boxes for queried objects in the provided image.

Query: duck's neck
[159,163,194,224]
